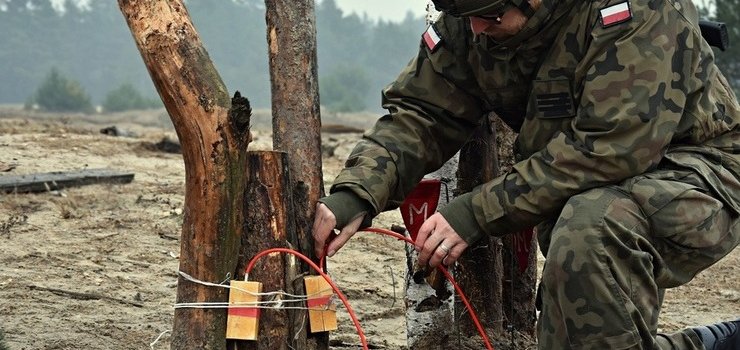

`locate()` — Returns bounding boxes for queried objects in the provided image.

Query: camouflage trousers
[536,168,739,349]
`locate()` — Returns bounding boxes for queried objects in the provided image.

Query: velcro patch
[533,79,575,119]
[600,1,632,27]
[537,92,574,118]
[422,25,442,52]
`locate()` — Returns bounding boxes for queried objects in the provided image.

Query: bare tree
[119,1,251,348]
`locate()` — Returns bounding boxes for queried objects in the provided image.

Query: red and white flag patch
[600,1,632,27]
[422,25,442,52]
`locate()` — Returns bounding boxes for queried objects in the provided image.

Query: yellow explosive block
[225,281,262,340]
[304,275,338,333]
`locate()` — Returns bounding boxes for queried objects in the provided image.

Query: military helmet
[432,0,534,18]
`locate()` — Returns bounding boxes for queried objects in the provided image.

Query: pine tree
[32,67,93,113]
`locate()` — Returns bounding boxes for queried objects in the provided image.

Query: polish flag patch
[600,1,632,27]
[422,25,442,52]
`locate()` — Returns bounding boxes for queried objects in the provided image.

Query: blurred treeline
[0,0,425,112]
[1,0,738,113]
[706,0,740,91]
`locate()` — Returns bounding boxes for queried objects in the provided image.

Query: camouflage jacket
[329,0,740,244]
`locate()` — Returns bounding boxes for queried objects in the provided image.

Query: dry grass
[0,213,27,238]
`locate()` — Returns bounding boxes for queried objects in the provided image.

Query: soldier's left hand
[415,213,469,268]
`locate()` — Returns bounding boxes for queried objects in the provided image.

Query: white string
[178,271,326,300]
[174,304,335,311]
[175,270,337,311]
[149,329,171,350]
[174,294,339,311]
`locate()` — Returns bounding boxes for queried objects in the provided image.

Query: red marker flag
[400,179,442,241]
[513,228,535,273]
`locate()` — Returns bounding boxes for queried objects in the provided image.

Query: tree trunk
[265,0,326,349]
[501,233,538,337]
[232,151,298,350]
[118,1,251,349]
[455,114,538,348]
[455,118,505,343]
[492,117,538,339]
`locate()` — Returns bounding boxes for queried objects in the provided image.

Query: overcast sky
[44,0,431,22]
[333,0,430,22]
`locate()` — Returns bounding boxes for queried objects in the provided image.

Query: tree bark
[501,233,537,336]
[265,0,326,349]
[455,114,537,347]
[493,117,538,339]
[455,119,505,341]
[232,151,298,350]
[118,1,251,349]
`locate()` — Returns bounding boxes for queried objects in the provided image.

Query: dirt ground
[0,107,737,350]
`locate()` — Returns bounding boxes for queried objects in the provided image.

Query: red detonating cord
[246,228,494,350]
[245,248,368,350]
[360,227,494,350]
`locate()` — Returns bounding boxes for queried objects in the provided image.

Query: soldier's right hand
[312,203,364,259]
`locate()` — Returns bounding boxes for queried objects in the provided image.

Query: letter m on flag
[400,179,441,241]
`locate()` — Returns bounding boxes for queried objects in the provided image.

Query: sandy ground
[0,107,737,350]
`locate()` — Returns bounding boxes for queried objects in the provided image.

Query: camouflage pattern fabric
[327,0,740,347]
[537,168,738,349]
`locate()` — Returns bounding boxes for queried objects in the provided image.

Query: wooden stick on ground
[0,169,134,194]
[28,285,144,308]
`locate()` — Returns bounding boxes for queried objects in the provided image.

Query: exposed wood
[265,0,326,349]
[266,0,323,260]
[456,120,506,342]
[493,117,538,338]
[225,281,263,341]
[455,115,537,347]
[232,151,297,350]
[0,169,134,194]
[28,285,144,308]
[304,276,338,333]
[118,1,252,349]
[320,124,364,134]
[501,233,537,336]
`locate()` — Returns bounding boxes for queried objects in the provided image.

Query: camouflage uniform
[323,0,740,347]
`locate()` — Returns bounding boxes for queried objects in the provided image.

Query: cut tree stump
[0,169,134,194]
[231,151,298,350]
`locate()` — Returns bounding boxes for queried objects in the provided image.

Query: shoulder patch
[422,25,443,52]
[600,1,632,28]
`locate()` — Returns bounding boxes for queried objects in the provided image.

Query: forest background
[1,0,738,116]
[0,0,427,114]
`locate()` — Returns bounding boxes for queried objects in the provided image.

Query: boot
[693,318,740,350]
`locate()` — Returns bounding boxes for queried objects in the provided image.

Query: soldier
[312,0,740,348]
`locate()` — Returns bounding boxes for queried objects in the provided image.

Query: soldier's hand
[415,212,469,268]
[312,203,364,258]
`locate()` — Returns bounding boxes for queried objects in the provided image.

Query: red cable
[360,227,494,350]
[246,228,494,350]
[244,248,368,350]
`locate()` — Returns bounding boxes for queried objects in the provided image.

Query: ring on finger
[438,242,451,254]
